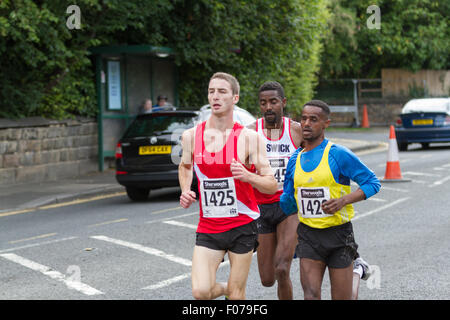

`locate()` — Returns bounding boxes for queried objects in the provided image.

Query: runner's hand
[180,190,196,208]
[230,159,250,182]
[321,198,345,215]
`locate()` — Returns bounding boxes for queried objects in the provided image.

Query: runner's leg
[256,232,276,287]
[351,273,361,300]
[227,250,254,300]
[274,214,298,299]
[329,263,354,300]
[300,258,326,300]
[191,245,227,300]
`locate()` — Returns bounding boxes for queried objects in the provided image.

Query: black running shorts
[295,222,358,268]
[256,202,290,234]
[195,221,258,254]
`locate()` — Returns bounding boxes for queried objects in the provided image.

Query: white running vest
[254,117,297,204]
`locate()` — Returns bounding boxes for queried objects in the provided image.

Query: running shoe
[354,257,372,281]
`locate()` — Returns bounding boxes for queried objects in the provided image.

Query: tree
[320,0,450,78]
[164,0,329,115]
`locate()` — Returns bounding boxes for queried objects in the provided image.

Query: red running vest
[193,121,260,233]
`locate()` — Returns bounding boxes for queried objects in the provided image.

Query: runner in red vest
[179,72,277,300]
[248,81,303,299]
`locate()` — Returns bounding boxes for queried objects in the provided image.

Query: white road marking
[353,197,410,221]
[163,220,197,230]
[91,235,192,267]
[0,237,78,254]
[0,253,103,296]
[151,206,183,215]
[145,211,198,225]
[367,197,387,202]
[88,218,128,228]
[142,272,191,290]
[143,259,231,290]
[402,171,440,177]
[379,186,408,193]
[142,253,260,290]
[429,175,450,188]
[433,167,450,171]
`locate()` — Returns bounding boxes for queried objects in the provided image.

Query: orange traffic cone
[361,104,370,128]
[381,125,410,182]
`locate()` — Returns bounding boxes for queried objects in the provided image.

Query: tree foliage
[170,0,329,116]
[0,0,328,119]
[320,0,450,78]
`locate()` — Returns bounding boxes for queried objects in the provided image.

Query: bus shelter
[90,45,178,171]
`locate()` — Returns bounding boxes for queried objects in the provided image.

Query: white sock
[353,265,363,278]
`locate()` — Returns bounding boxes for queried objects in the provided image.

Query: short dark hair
[157,95,167,101]
[210,72,240,95]
[258,81,285,99]
[303,100,330,118]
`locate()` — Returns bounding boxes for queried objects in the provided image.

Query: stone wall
[0,117,98,185]
[326,99,408,127]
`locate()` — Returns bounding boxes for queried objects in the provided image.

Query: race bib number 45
[200,177,239,218]
[269,158,288,189]
[297,187,333,218]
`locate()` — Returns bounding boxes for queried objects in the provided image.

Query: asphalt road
[0,134,449,300]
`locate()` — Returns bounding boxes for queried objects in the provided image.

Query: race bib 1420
[297,187,333,218]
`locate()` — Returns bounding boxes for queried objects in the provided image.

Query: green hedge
[0,0,328,119]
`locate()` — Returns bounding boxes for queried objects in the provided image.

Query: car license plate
[139,145,172,155]
[412,119,433,125]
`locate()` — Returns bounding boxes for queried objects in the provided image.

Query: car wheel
[421,142,429,149]
[126,187,150,201]
[397,142,408,151]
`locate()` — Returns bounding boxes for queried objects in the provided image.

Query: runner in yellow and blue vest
[280,100,380,300]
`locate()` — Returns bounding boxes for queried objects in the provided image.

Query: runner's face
[301,105,330,141]
[208,78,238,115]
[259,90,285,125]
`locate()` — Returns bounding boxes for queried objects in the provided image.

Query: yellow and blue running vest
[294,142,354,229]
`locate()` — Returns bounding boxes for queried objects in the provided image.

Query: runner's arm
[329,145,381,199]
[322,145,381,214]
[280,148,301,215]
[178,129,196,208]
[231,130,277,194]
[289,119,304,149]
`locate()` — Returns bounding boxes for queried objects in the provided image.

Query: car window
[123,114,197,138]
[235,111,257,126]
[402,99,450,114]
[197,105,256,126]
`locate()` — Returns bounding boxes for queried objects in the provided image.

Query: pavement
[0,138,386,214]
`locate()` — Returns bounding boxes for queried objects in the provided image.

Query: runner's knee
[274,262,290,281]
[302,285,321,300]
[274,255,292,279]
[260,275,275,287]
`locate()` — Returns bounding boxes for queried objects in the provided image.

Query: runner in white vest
[248,81,302,300]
